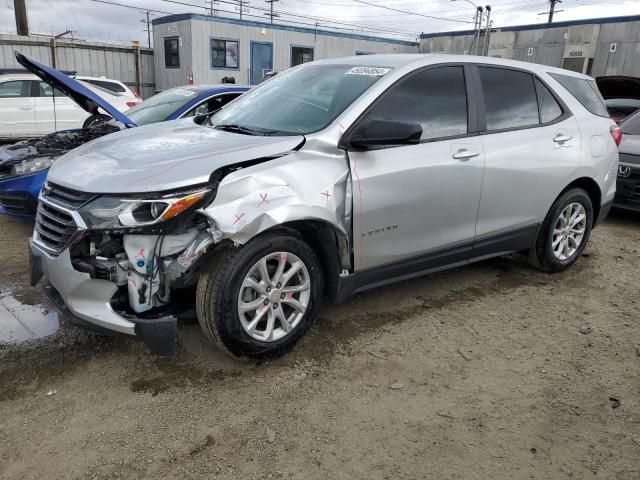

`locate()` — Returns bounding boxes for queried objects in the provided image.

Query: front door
[348,66,484,270]
[250,42,273,85]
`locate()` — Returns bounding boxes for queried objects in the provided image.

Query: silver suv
[29,55,620,358]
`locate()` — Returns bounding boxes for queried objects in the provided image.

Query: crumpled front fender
[199,149,352,257]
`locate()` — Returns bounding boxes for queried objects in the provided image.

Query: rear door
[473,66,581,250]
[348,65,484,270]
[0,79,37,138]
[33,81,88,134]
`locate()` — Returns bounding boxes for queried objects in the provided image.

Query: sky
[2,0,640,44]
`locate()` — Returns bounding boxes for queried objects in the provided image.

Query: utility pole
[548,0,561,23]
[14,0,29,36]
[483,5,491,56]
[474,6,483,55]
[140,10,151,49]
[265,0,279,23]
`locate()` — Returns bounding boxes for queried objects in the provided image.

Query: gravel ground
[0,211,639,480]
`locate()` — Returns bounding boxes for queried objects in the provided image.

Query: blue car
[0,52,249,219]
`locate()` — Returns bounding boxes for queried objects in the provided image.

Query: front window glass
[39,82,66,98]
[210,64,388,135]
[0,80,28,98]
[126,87,198,125]
[361,66,468,141]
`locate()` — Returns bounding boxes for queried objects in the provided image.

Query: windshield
[209,64,389,135]
[126,87,199,125]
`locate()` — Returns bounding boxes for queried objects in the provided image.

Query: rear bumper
[613,163,640,211]
[0,170,47,218]
[30,239,177,356]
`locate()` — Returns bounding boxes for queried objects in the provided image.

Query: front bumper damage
[29,240,177,355]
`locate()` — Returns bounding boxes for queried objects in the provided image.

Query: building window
[291,46,314,67]
[211,38,239,69]
[164,37,180,68]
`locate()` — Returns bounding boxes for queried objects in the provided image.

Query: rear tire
[196,231,323,358]
[529,188,593,272]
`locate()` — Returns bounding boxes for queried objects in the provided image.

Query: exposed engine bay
[0,122,121,167]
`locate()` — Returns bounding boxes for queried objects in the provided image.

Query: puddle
[0,289,59,343]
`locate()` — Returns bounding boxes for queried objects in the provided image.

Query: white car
[0,70,138,140]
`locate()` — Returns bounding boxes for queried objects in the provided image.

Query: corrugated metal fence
[0,34,155,98]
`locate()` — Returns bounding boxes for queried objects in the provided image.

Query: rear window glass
[82,79,126,93]
[549,73,609,117]
[479,67,539,131]
[621,110,640,135]
[535,78,563,123]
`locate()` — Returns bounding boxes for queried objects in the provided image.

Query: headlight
[13,157,53,175]
[78,189,209,229]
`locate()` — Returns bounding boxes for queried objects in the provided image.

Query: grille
[0,193,38,215]
[41,182,96,209]
[34,201,78,253]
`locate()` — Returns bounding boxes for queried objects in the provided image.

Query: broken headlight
[13,157,53,176]
[78,188,210,229]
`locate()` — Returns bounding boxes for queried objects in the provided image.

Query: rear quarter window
[549,73,609,117]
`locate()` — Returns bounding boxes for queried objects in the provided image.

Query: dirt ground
[0,211,639,480]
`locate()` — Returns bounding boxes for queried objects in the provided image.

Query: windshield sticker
[345,67,391,77]
[172,89,196,97]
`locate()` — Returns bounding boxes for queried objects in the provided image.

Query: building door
[562,57,585,73]
[250,42,273,85]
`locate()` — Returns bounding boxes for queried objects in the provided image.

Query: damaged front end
[30,181,222,355]
[0,123,121,217]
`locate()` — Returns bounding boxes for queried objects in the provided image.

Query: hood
[15,51,135,127]
[47,119,304,194]
[596,76,640,100]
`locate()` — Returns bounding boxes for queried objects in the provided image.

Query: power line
[156,0,421,37]
[351,0,475,24]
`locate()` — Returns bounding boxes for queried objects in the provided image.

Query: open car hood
[15,51,135,127]
[596,76,640,100]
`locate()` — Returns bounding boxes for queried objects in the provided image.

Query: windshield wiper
[214,123,278,136]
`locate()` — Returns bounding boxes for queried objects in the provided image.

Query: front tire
[196,231,323,358]
[529,188,593,272]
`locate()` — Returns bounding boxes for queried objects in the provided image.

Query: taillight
[126,101,139,108]
[610,125,622,147]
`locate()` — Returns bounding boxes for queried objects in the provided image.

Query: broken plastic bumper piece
[29,240,177,356]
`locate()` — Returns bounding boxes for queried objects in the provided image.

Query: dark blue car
[0,53,249,219]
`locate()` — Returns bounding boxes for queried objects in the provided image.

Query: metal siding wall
[0,34,155,98]
[153,21,192,92]
[156,18,417,87]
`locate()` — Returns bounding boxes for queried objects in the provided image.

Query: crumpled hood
[47,119,304,193]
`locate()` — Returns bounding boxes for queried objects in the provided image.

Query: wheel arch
[561,176,602,225]
[263,219,349,302]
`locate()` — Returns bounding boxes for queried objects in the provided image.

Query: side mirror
[346,119,422,150]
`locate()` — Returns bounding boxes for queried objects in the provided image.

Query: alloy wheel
[237,252,311,342]
[552,202,586,260]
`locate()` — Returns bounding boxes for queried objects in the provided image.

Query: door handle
[452,148,480,160]
[553,134,572,143]
[19,106,33,111]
